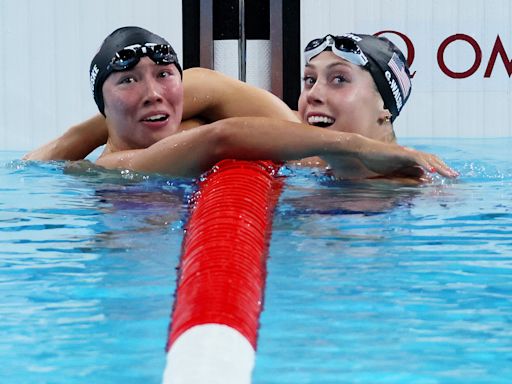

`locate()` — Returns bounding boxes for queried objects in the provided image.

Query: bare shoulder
[183,67,215,77]
[182,68,229,120]
[184,67,235,79]
[183,67,298,122]
[183,67,242,98]
[183,67,227,88]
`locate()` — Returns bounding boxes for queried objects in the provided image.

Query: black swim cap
[89,26,183,115]
[304,33,412,122]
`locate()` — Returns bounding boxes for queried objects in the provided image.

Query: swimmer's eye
[302,76,316,87]
[158,70,173,78]
[332,75,347,84]
[119,76,136,84]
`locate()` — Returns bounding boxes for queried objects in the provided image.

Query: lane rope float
[163,159,283,384]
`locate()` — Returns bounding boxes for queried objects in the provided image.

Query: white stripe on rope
[162,324,255,384]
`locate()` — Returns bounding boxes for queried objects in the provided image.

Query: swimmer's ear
[377,107,396,142]
[378,108,392,125]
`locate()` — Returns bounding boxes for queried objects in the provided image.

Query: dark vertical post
[200,0,214,69]
[270,0,301,109]
[282,0,300,110]
[183,0,300,109]
[270,0,283,99]
[238,0,246,81]
[182,0,200,69]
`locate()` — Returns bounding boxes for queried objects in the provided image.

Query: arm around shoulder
[24,114,108,161]
[94,117,354,177]
[93,116,458,179]
[182,68,300,123]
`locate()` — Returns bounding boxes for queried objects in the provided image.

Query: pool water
[0,159,192,383]
[1,138,512,383]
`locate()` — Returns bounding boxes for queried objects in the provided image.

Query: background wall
[0,0,182,151]
[301,0,512,137]
[1,0,511,151]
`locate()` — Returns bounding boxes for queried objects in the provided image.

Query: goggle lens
[108,44,177,71]
[304,34,368,66]
[304,37,326,52]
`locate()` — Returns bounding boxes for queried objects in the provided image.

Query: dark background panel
[282,0,300,110]
[182,0,300,110]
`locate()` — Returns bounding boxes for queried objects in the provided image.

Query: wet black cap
[305,33,412,122]
[343,33,411,122]
[89,26,182,115]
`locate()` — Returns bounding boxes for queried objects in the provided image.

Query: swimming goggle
[304,34,369,66]
[107,43,179,71]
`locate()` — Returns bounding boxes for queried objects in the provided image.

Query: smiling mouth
[142,114,169,122]
[308,115,335,128]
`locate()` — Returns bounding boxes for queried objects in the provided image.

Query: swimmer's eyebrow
[305,61,353,70]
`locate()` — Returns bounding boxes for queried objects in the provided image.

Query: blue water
[0,158,192,383]
[1,138,512,383]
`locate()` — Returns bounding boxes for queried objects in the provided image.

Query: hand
[357,140,459,178]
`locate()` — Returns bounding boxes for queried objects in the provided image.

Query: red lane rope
[166,160,283,351]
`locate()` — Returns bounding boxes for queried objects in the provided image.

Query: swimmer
[295,33,425,179]
[24,26,457,179]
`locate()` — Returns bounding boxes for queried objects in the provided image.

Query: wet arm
[23,114,108,161]
[95,117,458,178]
[96,117,338,176]
[183,68,300,123]
[25,68,299,161]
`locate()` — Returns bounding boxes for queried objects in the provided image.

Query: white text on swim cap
[90,64,99,94]
[385,70,403,112]
[341,33,362,42]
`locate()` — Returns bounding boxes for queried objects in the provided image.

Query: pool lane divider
[163,159,283,384]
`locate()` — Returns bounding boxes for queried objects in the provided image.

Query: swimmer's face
[298,51,393,142]
[102,57,183,150]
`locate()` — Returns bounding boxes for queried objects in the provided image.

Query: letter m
[484,35,512,77]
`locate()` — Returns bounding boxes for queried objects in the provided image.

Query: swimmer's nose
[143,78,164,105]
[306,81,326,105]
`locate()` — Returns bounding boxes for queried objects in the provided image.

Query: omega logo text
[375,30,512,79]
